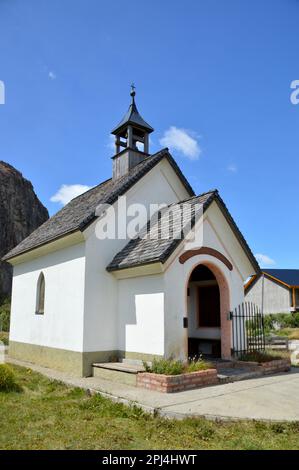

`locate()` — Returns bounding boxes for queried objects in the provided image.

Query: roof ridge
[56,149,170,208]
[163,189,218,209]
[107,188,260,274]
[213,192,260,273]
[263,268,299,271]
[134,147,169,165]
[3,147,194,261]
[69,177,112,203]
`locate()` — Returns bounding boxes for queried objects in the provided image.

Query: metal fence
[230,302,265,356]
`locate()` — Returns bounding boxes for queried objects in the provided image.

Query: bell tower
[111,85,154,179]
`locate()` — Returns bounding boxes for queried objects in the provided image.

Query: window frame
[35,272,45,315]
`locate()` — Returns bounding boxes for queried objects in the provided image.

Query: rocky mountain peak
[0,161,49,296]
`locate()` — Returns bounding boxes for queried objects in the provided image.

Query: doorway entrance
[187,264,222,358]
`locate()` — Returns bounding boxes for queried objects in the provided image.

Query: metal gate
[230,302,265,356]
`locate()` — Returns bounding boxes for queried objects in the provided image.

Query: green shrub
[0,331,9,345]
[264,313,299,333]
[246,318,264,337]
[143,358,184,375]
[143,358,213,375]
[0,364,22,392]
[239,350,284,363]
[0,299,10,332]
[290,313,299,328]
[263,315,274,334]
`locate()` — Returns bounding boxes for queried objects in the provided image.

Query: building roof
[245,269,299,294]
[3,149,194,261]
[262,269,299,287]
[107,190,260,273]
[111,92,154,135]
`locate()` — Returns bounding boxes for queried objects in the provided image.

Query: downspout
[261,273,265,315]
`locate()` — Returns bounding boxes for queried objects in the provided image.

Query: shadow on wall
[12,243,85,277]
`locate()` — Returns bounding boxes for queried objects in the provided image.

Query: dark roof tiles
[3,149,194,261]
[107,191,260,273]
[263,269,299,286]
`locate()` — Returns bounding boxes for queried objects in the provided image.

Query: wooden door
[197,285,220,327]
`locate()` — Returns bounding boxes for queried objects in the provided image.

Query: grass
[187,358,213,372]
[239,350,286,363]
[0,365,299,450]
[0,364,22,392]
[143,358,184,375]
[274,328,299,340]
[0,297,10,332]
[143,358,213,375]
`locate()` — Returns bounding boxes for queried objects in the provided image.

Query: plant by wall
[0,297,10,332]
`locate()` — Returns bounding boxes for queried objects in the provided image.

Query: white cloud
[159,126,201,160]
[48,71,56,80]
[255,253,276,267]
[227,164,237,173]
[50,184,93,206]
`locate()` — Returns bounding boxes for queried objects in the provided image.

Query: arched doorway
[187,264,227,359]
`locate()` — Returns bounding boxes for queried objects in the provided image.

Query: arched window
[36,272,45,315]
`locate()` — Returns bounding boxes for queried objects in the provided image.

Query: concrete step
[92,362,145,386]
[121,358,145,367]
[217,368,263,384]
[211,360,234,371]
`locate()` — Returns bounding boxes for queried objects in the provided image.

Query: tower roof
[111,86,154,135]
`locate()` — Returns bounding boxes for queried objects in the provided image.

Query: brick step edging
[137,368,218,393]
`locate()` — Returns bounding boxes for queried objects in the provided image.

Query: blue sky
[0,0,299,268]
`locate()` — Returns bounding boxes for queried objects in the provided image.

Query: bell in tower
[111,85,154,179]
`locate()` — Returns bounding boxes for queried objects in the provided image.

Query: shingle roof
[111,96,154,135]
[263,269,299,286]
[107,191,260,273]
[3,149,194,261]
